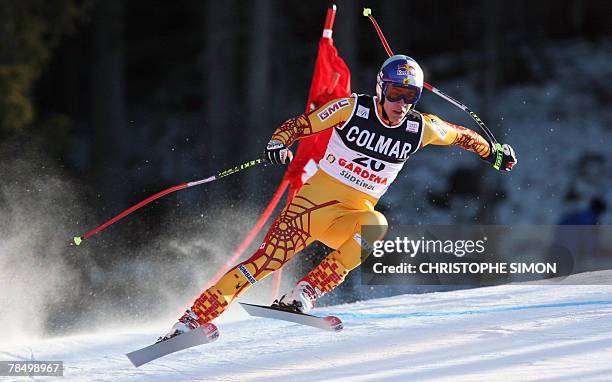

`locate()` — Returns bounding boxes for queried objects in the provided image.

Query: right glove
[263,139,293,165]
[485,142,517,171]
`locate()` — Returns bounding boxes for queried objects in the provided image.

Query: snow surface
[2,271,612,381]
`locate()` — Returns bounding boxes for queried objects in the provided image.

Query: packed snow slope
[2,271,612,382]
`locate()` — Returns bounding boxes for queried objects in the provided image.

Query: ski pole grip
[493,142,503,170]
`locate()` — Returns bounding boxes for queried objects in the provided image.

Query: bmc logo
[318,99,351,121]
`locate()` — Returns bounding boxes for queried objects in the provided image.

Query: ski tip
[363,8,372,17]
[324,316,344,332]
[73,236,82,246]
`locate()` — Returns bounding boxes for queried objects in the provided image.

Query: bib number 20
[353,156,385,172]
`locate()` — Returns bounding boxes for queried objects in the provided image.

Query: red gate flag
[283,5,352,201]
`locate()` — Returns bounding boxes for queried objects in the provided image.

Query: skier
[160,55,517,340]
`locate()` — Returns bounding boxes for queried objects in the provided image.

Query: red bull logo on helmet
[397,63,417,77]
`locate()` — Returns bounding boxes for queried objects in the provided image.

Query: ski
[240,302,343,332]
[126,323,219,367]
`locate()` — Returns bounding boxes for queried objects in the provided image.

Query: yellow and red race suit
[189,94,491,324]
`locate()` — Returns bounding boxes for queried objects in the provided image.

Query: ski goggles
[383,83,421,104]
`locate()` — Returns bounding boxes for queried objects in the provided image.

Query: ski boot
[272,280,321,314]
[157,309,218,343]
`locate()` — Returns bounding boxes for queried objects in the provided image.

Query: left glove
[263,139,293,165]
[486,143,517,171]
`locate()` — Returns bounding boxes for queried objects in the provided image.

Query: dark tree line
[1,0,610,216]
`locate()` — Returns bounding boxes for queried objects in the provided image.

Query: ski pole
[72,158,264,246]
[363,8,499,145]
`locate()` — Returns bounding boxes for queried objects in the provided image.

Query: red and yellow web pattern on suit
[191,170,387,324]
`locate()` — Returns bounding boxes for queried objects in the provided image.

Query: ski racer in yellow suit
[161,55,517,340]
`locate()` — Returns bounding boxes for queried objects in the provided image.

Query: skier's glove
[484,143,517,171]
[264,139,293,165]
